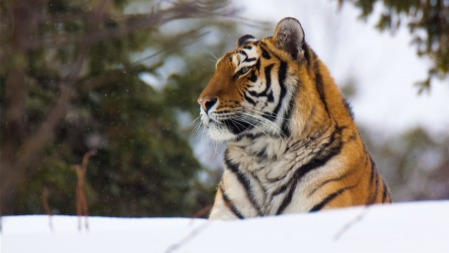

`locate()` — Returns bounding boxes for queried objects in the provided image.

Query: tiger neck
[228,134,289,162]
[226,120,338,167]
[226,45,357,169]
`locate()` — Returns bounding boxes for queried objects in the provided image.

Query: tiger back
[197,17,391,220]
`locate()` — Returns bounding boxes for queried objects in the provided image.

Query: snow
[1,201,449,253]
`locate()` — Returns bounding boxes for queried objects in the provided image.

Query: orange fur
[199,18,390,219]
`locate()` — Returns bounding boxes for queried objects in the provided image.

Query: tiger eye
[241,66,250,74]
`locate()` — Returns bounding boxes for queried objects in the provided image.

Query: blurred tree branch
[0,0,236,214]
[337,0,449,91]
[1,0,48,215]
[0,0,107,215]
[29,1,236,49]
[75,150,95,230]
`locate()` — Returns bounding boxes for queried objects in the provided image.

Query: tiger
[197,17,391,220]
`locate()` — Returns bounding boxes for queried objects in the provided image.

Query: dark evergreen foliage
[0,0,235,216]
[338,0,449,90]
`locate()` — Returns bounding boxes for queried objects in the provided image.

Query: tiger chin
[198,17,391,220]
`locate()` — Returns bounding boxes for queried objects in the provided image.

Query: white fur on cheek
[207,125,235,141]
[200,110,235,141]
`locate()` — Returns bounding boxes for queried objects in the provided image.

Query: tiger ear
[273,17,305,60]
[237,34,257,47]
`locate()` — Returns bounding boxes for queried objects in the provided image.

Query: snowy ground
[1,201,448,253]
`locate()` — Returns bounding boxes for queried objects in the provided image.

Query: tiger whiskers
[209,51,219,61]
[192,115,211,148]
[234,115,274,138]
[190,115,201,131]
[191,116,204,138]
[241,106,293,122]
[211,135,221,159]
[238,112,286,138]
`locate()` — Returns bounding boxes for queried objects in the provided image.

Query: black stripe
[249,170,268,201]
[244,92,256,105]
[314,61,330,116]
[275,179,299,215]
[304,43,312,69]
[238,35,255,47]
[232,71,240,80]
[255,147,267,158]
[381,179,389,203]
[244,57,256,62]
[248,64,274,100]
[248,71,257,82]
[222,118,251,135]
[248,91,259,97]
[260,46,271,59]
[224,151,263,216]
[236,132,263,142]
[220,186,244,219]
[255,64,275,99]
[238,50,248,57]
[308,168,356,197]
[309,185,355,212]
[275,126,344,214]
[280,83,298,137]
[369,171,380,204]
[266,90,274,102]
[263,64,273,95]
[236,132,281,142]
[274,125,343,186]
[366,155,377,205]
[369,156,376,186]
[287,124,337,154]
[255,59,261,72]
[271,61,287,120]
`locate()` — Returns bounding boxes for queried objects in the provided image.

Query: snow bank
[1,201,448,253]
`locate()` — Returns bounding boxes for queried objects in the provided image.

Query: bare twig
[333,205,371,241]
[190,205,213,222]
[0,0,48,214]
[131,29,209,66]
[0,0,240,215]
[3,0,45,135]
[164,221,212,253]
[75,150,96,231]
[0,0,107,215]
[42,187,54,231]
[28,2,237,49]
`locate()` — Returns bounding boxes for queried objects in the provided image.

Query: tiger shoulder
[197,17,391,220]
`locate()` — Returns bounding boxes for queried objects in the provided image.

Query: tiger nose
[198,97,218,113]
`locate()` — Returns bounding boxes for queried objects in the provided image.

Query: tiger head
[198,17,330,141]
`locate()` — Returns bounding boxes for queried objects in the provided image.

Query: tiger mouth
[207,112,254,135]
[221,118,252,135]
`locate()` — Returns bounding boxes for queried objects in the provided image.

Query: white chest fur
[212,129,344,219]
